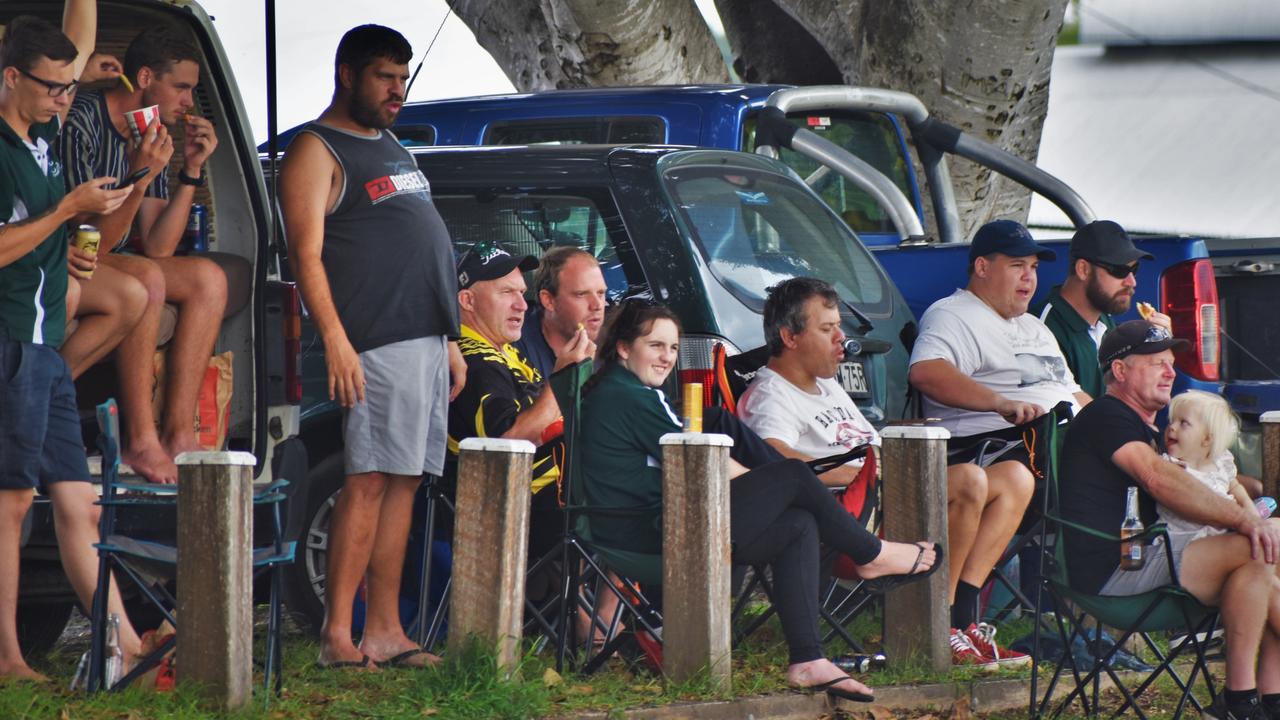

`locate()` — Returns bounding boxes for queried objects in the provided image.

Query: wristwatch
[178,169,206,187]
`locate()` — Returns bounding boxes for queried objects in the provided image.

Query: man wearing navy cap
[908,219,1090,663]
[448,243,595,561]
[1032,220,1168,399]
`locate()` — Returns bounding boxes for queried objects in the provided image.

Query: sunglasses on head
[1090,259,1139,279]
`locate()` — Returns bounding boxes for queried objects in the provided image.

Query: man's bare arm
[1113,441,1251,530]
[1,179,129,267]
[909,359,1043,425]
[762,437,858,487]
[279,132,363,407]
[134,188,197,257]
[500,387,561,444]
[61,0,95,81]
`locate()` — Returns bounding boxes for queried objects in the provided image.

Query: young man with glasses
[0,4,146,683]
[1031,220,1170,399]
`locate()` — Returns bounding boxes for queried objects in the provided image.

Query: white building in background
[1029,0,1280,238]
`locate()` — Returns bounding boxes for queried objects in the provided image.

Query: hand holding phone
[114,166,151,189]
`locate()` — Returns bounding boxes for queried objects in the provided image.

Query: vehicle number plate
[836,360,869,398]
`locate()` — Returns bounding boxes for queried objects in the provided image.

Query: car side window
[431,188,643,301]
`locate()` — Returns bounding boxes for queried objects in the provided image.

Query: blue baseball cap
[969,220,1056,262]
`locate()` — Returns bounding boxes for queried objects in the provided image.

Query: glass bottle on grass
[1120,486,1145,571]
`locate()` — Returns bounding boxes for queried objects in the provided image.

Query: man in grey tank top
[279,24,465,671]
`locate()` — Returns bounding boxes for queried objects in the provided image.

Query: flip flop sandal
[860,541,945,594]
[316,654,374,671]
[798,676,874,703]
[382,647,438,668]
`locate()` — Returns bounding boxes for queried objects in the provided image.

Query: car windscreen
[742,111,914,236]
[663,165,890,315]
[430,189,642,301]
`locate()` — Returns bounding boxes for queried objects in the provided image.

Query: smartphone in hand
[113,167,151,189]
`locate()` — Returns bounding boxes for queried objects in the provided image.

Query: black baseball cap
[456,242,538,290]
[969,219,1056,262]
[1070,220,1153,266]
[1098,320,1191,366]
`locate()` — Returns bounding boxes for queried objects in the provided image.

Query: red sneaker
[950,628,998,671]
[966,622,1031,668]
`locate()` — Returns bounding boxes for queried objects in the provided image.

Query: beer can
[682,382,703,433]
[183,204,208,253]
[74,225,101,278]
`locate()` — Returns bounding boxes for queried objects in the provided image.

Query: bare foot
[122,441,178,484]
[0,661,50,684]
[359,638,440,668]
[318,641,379,672]
[858,540,936,580]
[787,658,873,697]
[162,431,204,460]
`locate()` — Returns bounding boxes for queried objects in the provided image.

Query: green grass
[0,603,1218,719]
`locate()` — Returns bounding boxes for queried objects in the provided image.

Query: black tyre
[16,601,74,659]
[281,452,345,634]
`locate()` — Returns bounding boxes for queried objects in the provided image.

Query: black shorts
[946,423,1041,475]
[0,338,92,491]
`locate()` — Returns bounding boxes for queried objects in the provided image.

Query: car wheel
[17,600,74,659]
[282,452,345,635]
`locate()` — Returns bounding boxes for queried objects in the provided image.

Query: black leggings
[730,458,883,664]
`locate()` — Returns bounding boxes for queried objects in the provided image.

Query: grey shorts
[1098,534,1191,596]
[343,335,449,477]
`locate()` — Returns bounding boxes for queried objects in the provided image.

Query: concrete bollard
[660,432,733,691]
[448,437,535,673]
[880,425,952,673]
[1262,412,1280,499]
[176,450,256,710]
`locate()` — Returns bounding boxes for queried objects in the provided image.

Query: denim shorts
[0,337,92,490]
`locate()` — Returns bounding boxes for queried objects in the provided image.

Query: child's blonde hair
[1168,390,1239,459]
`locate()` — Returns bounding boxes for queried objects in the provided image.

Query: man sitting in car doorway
[908,220,1090,666]
[58,26,245,484]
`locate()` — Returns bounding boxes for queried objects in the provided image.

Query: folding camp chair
[1029,405,1219,720]
[88,399,296,697]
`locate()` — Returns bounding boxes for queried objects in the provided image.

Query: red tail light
[1160,259,1220,381]
[677,334,733,407]
[283,283,303,403]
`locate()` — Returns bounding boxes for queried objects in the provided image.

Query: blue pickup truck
[287,83,1250,453]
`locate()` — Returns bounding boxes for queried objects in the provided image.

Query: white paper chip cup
[124,105,159,143]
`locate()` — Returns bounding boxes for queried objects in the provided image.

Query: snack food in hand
[1137,302,1155,320]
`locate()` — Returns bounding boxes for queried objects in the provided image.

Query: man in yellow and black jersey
[447,243,596,559]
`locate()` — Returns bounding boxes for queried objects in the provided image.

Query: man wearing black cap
[1031,220,1168,399]
[909,219,1089,665]
[1061,320,1280,720]
[448,242,595,558]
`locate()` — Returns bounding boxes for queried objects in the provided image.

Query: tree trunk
[456,0,1069,239]
[730,0,1070,239]
[453,0,728,91]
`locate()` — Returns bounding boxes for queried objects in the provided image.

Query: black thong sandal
[804,676,874,703]
[860,541,944,595]
[383,647,438,668]
[317,654,374,671]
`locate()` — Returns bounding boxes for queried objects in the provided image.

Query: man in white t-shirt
[909,220,1089,664]
[740,277,1029,668]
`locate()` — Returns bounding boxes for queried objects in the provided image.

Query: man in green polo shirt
[1031,220,1167,399]
[0,6,141,682]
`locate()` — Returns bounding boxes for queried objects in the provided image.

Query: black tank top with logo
[295,123,458,353]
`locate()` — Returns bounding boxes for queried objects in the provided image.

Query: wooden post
[880,425,951,673]
[660,432,733,691]
[448,437,534,673]
[176,450,256,710]
[1262,412,1280,499]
